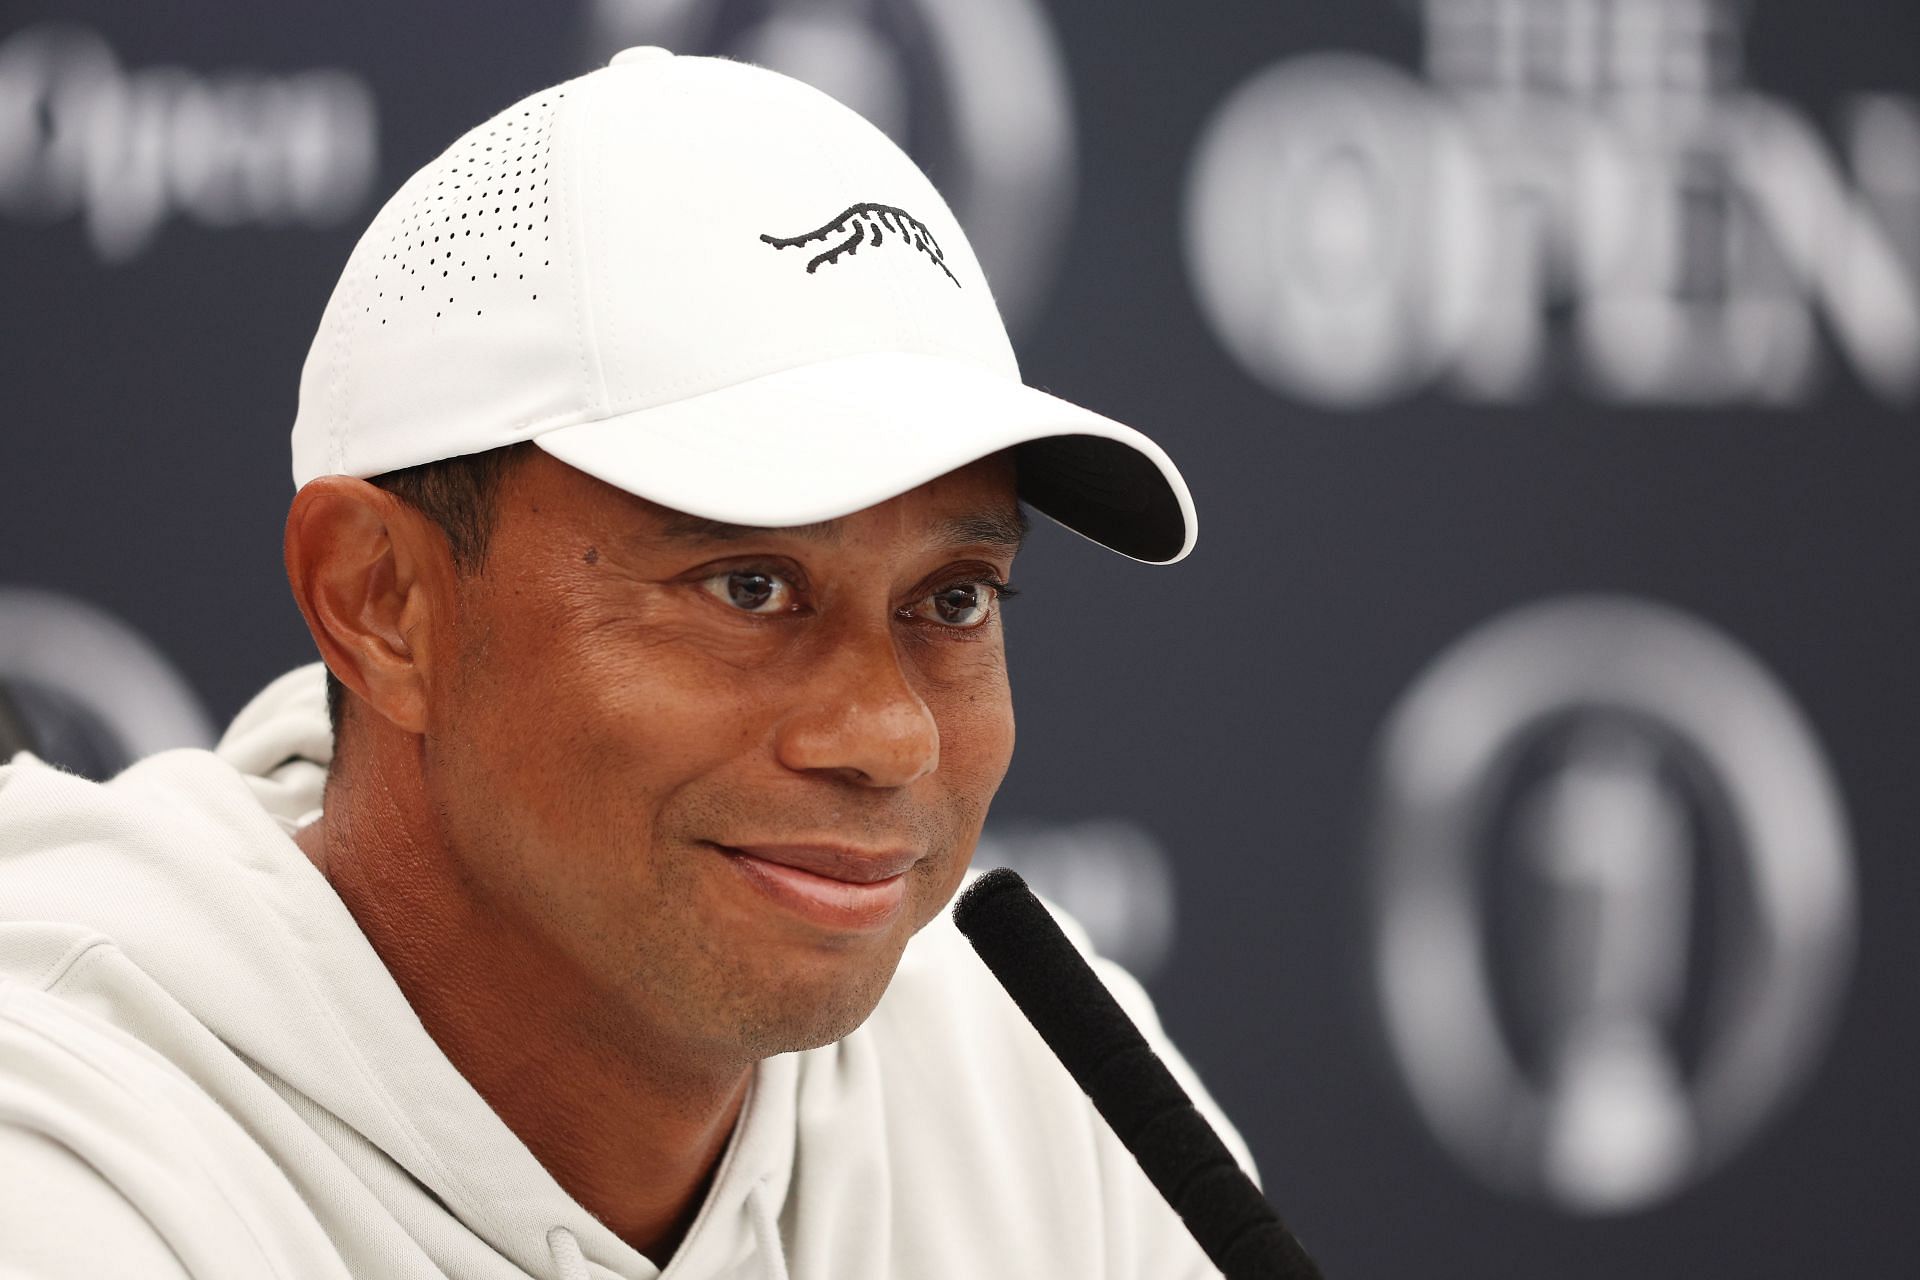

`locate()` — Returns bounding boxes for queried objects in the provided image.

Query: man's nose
[774,629,940,788]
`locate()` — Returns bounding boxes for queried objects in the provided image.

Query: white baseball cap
[292,47,1195,563]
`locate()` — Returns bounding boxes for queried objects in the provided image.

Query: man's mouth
[709,842,917,931]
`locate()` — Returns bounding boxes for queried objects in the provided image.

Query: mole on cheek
[583,546,599,565]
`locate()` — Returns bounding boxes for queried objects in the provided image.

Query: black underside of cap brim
[1013,435,1189,564]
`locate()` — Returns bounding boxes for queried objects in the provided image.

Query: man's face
[422,450,1021,1065]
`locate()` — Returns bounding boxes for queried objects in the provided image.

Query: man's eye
[702,569,797,614]
[906,582,1001,629]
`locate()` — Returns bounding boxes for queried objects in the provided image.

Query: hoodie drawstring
[548,1225,589,1280]
[547,1188,788,1280]
[747,1177,791,1280]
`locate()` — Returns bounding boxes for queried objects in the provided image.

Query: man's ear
[284,477,454,737]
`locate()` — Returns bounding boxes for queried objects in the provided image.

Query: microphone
[953,868,1323,1280]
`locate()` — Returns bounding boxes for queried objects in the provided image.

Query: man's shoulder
[0,953,241,1203]
[0,934,234,1118]
[0,969,351,1279]
[0,1115,197,1277]
[0,748,257,866]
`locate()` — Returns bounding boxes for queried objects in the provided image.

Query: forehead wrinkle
[652,513,844,543]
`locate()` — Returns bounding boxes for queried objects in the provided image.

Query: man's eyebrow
[937,506,1029,554]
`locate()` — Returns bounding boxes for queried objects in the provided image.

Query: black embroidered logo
[759,203,960,287]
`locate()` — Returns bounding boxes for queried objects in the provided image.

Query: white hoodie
[0,664,1251,1279]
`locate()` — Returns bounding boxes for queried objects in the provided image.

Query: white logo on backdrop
[0,24,378,262]
[1185,0,1920,407]
[585,0,1076,335]
[975,818,1178,977]
[0,587,215,777]
[1368,596,1856,1213]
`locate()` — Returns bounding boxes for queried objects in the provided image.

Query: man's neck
[293,780,749,1263]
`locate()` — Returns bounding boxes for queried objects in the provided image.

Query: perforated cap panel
[368,87,564,327]
[295,76,594,483]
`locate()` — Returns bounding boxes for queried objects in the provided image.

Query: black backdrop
[3,1,1916,1275]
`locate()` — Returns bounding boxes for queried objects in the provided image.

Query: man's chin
[726,955,904,1059]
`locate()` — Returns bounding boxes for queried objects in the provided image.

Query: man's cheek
[943,686,1015,778]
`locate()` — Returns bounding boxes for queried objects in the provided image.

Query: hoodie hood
[0,663,797,1279]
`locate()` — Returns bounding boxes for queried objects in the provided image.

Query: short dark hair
[322,442,537,743]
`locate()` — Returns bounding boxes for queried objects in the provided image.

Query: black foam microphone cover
[953,868,1322,1280]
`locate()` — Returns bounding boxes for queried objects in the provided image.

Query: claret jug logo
[1185,0,1920,407]
[761,202,961,284]
[1368,597,1857,1213]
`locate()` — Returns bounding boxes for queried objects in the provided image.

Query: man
[0,49,1248,1278]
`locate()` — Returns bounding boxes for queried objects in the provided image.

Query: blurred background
[2,0,1915,1274]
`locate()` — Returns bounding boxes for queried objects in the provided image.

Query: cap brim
[532,351,1196,563]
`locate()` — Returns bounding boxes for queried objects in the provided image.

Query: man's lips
[719,843,920,883]
[709,842,918,931]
